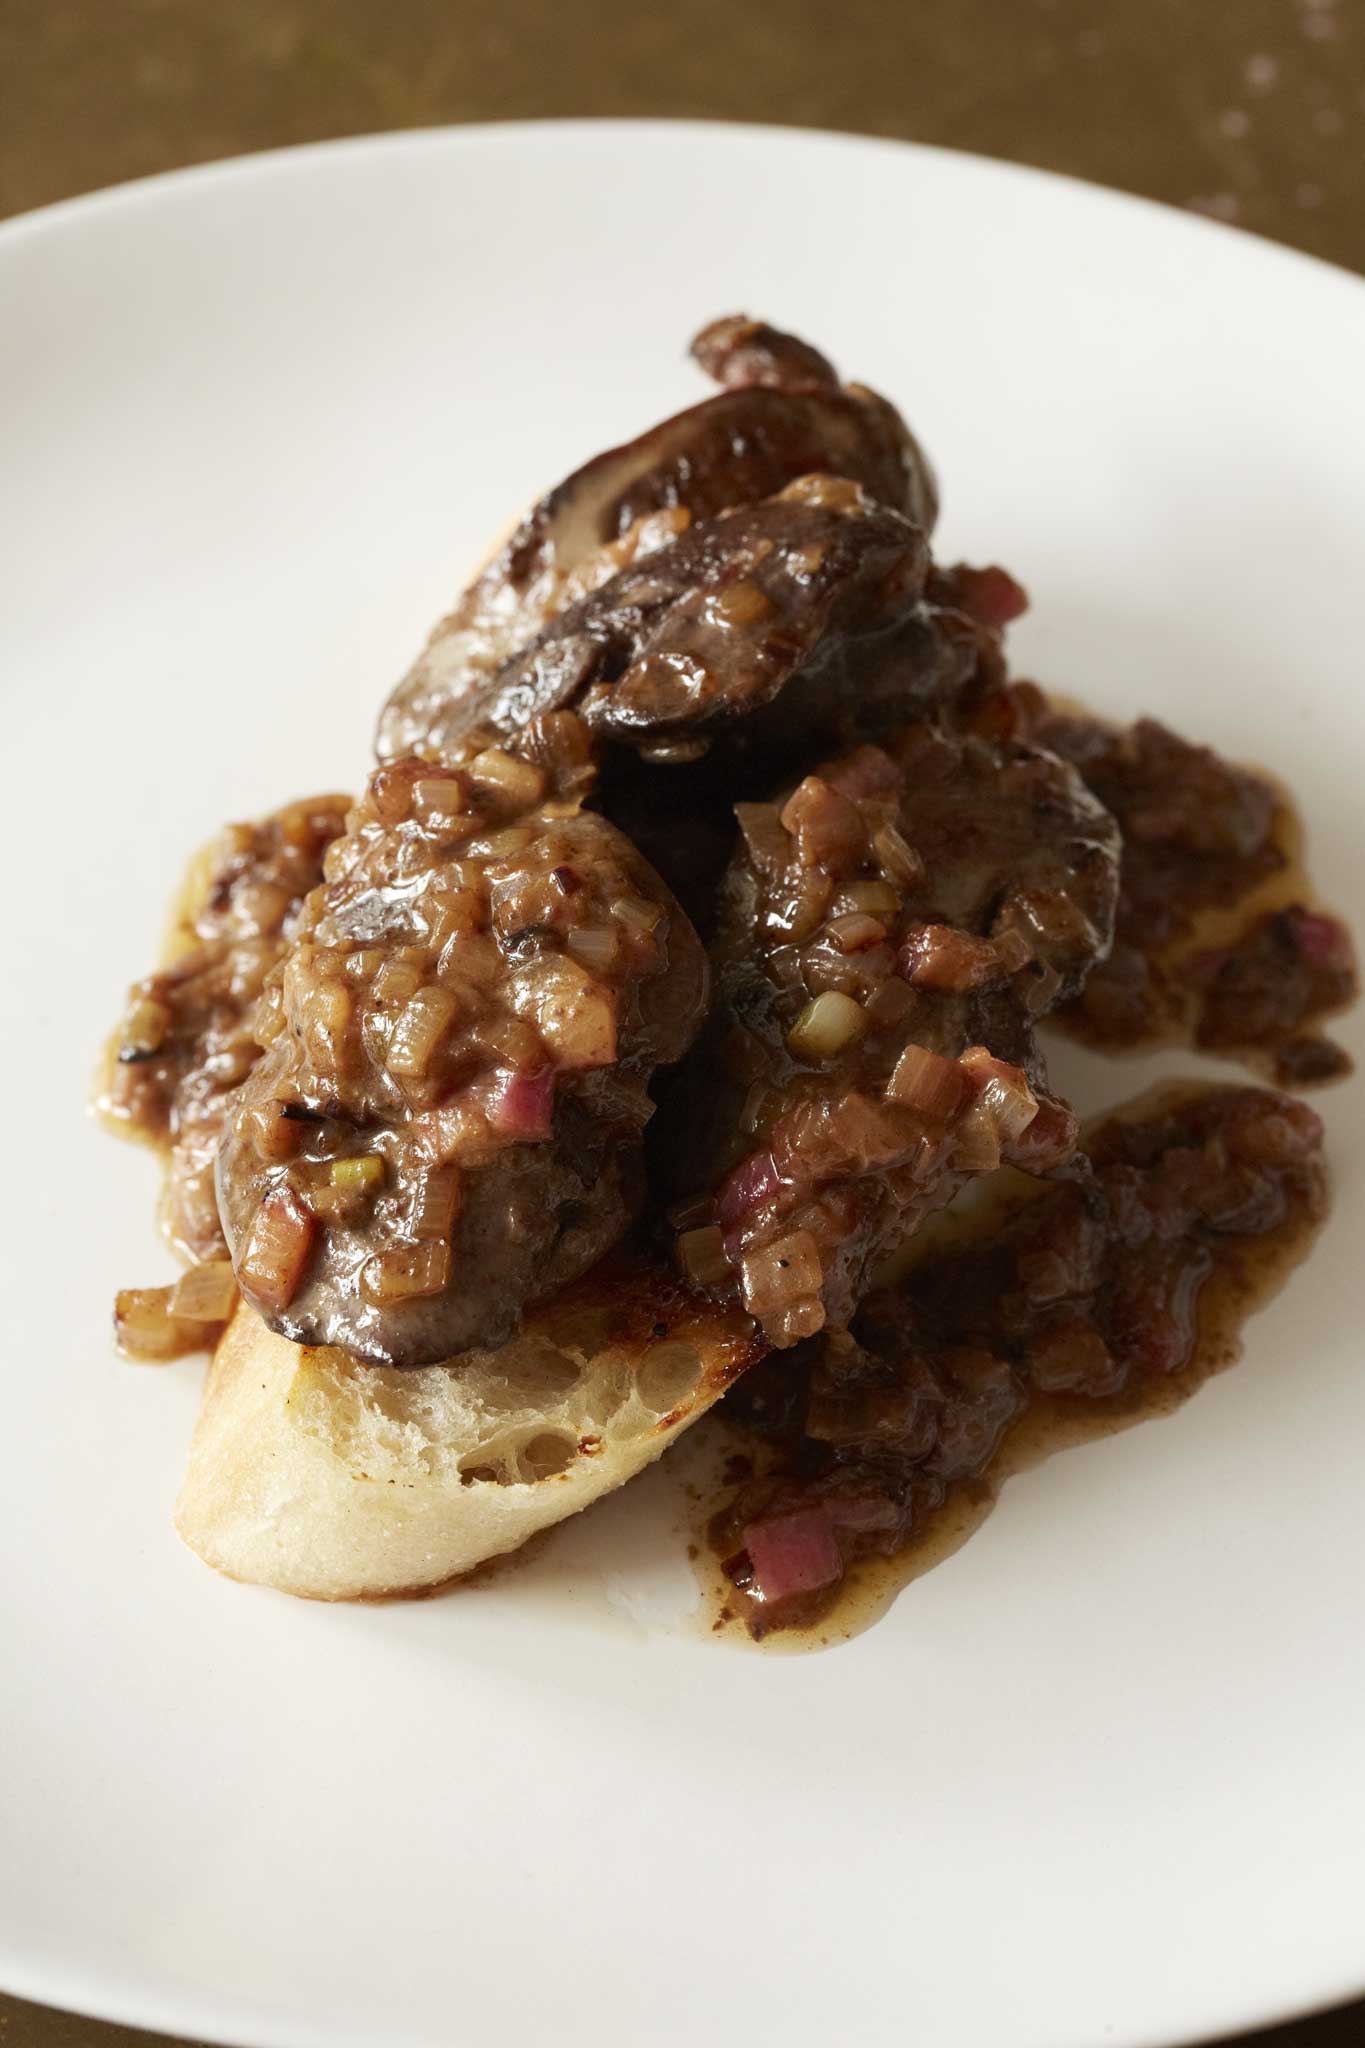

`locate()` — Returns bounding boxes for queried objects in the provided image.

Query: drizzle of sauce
[1034,705,1357,1084]
[92,720,1351,1642]
[696,1082,1329,1652]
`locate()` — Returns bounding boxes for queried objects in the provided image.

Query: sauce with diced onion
[699,1083,1329,1648]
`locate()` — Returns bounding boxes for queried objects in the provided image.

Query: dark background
[2,2,1361,2043]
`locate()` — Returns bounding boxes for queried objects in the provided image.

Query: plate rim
[4,112,1365,313]
[4,115,1364,2048]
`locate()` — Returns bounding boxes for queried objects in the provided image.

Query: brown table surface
[2,3,1362,2044]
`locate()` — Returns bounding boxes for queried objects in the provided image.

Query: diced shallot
[408,1165,461,1241]
[237,1185,317,1315]
[872,824,924,889]
[780,777,868,872]
[841,879,901,919]
[899,923,1031,992]
[300,976,351,1070]
[787,991,867,1060]
[953,1104,1003,1172]
[412,777,473,829]
[510,956,617,1069]
[565,923,623,974]
[826,912,887,953]
[707,577,772,627]
[960,1048,1039,1142]
[467,747,545,811]
[677,1224,733,1290]
[740,1230,823,1319]
[168,1261,239,1323]
[113,1285,207,1363]
[886,1043,971,1122]
[119,995,170,1059]
[360,1241,452,1305]
[610,894,664,933]
[386,984,459,1078]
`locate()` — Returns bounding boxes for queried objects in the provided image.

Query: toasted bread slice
[175,1255,762,1599]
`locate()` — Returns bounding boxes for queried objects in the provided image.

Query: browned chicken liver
[653,720,1120,1345]
[377,318,937,763]
[216,718,708,1366]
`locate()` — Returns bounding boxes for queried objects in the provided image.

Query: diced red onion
[716,1149,783,1229]
[1005,1095,1078,1172]
[487,1065,557,1140]
[1286,907,1352,971]
[742,1505,844,1603]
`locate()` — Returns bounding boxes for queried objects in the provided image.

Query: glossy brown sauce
[1035,707,1356,1084]
[94,802,350,1357]
[95,731,1348,1632]
[697,1083,1329,1651]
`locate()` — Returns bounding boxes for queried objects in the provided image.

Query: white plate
[2,122,1363,2048]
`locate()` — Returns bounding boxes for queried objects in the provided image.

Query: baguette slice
[175,1255,762,1600]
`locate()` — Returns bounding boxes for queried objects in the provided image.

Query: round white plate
[2,122,1363,2048]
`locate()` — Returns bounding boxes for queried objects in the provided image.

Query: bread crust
[176,1258,762,1599]
[176,511,767,1599]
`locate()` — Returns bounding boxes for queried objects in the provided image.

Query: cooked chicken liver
[654,721,1120,1345]
[377,317,937,763]
[462,477,971,765]
[216,718,708,1366]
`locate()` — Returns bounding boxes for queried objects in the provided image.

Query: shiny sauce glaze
[703,1083,1328,1645]
[652,716,1118,1348]
[95,795,350,1357]
[91,321,1355,1630]
[216,717,709,1367]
